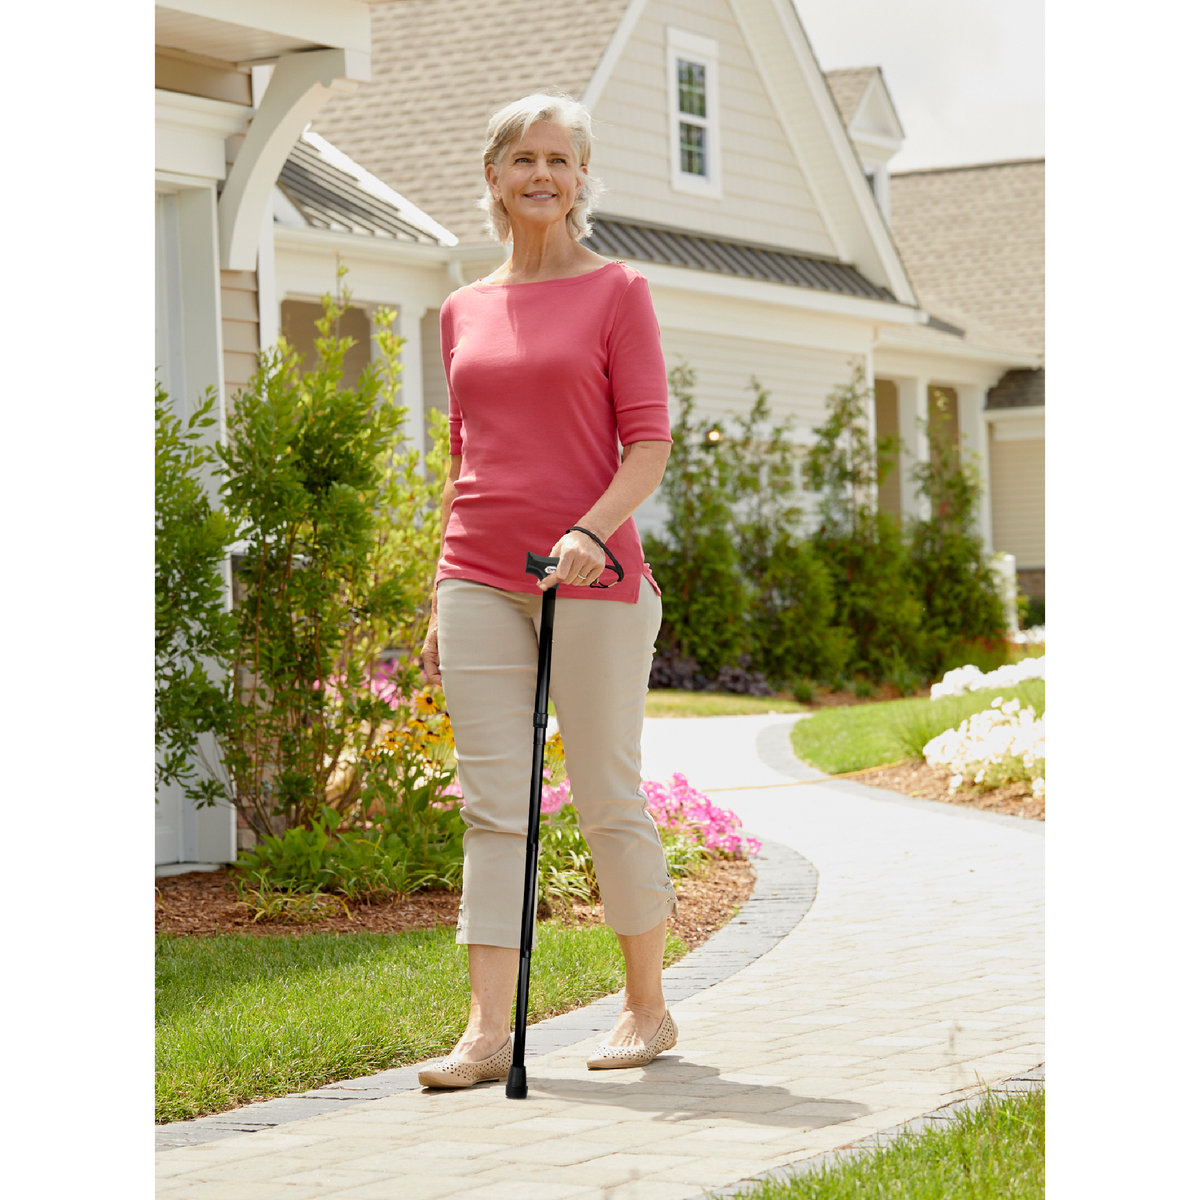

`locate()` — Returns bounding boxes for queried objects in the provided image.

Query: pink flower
[641,773,759,859]
[541,771,571,815]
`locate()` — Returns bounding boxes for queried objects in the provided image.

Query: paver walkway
[156,714,1044,1199]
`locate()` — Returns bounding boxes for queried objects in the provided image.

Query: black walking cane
[506,550,561,1100]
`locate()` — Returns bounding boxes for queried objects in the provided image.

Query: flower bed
[923,697,1045,800]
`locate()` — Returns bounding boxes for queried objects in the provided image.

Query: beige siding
[660,327,860,439]
[874,378,900,518]
[421,308,448,454]
[220,270,258,400]
[280,301,372,387]
[590,0,837,256]
[989,432,1045,569]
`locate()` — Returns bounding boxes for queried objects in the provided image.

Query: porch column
[862,347,879,511]
[163,183,237,865]
[399,307,427,463]
[957,382,992,551]
[895,375,930,521]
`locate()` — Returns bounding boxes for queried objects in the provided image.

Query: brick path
[156,714,1044,1199]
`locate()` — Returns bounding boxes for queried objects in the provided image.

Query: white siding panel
[988,433,1045,569]
[659,327,862,435]
[591,0,837,256]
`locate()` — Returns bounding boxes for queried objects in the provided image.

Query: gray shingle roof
[890,159,1044,356]
[276,134,454,244]
[583,217,897,302]
[987,368,1044,409]
[310,0,630,243]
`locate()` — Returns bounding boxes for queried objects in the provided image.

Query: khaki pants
[437,575,677,947]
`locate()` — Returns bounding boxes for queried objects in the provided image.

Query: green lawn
[644,690,807,718]
[729,1086,1044,1200]
[790,681,1046,775]
[156,924,687,1124]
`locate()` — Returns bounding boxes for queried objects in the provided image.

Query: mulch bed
[155,857,757,950]
[853,759,1045,821]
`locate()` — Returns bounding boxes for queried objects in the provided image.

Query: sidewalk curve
[156,714,1043,1200]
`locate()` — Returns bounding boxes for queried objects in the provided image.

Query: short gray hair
[478,92,604,243]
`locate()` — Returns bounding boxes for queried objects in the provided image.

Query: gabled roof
[889,159,1044,356]
[309,0,915,304]
[274,131,457,245]
[823,66,904,151]
[824,68,875,128]
[310,0,630,243]
[584,216,896,301]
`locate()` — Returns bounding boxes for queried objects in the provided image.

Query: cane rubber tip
[505,1065,528,1099]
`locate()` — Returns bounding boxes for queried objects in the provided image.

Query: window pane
[680,122,706,176]
[677,59,706,118]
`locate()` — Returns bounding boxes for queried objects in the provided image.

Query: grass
[156,923,688,1124]
[728,1085,1044,1200]
[644,690,807,718]
[790,681,1046,775]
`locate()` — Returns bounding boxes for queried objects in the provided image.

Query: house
[155,0,1045,866]
[888,159,1046,603]
[309,0,1041,543]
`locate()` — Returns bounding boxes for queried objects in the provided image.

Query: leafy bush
[643,364,749,675]
[235,691,466,901]
[908,390,1007,675]
[804,368,926,681]
[216,280,449,838]
[155,382,236,807]
[235,802,466,903]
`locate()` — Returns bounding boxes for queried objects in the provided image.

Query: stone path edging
[155,840,818,1151]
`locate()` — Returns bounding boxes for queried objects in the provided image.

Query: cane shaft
[508,583,556,1097]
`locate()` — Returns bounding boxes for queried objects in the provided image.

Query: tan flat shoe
[418,1037,513,1089]
[586,1011,678,1070]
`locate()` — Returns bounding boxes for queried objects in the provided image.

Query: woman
[417,92,677,1089]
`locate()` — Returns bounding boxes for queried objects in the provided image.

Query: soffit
[155,7,322,62]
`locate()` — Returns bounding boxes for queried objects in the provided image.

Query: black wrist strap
[565,526,625,586]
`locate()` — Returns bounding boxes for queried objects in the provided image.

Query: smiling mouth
[524,192,556,199]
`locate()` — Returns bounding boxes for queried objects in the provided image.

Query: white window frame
[666,27,721,199]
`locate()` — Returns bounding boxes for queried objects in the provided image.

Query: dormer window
[667,28,721,198]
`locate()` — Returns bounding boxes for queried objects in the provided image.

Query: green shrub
[216,279,449,838]
[644,365,749,675]
[907,390,1007,676]
[155,382,237,808]
[235,802,466,902]
[803,368,925,682]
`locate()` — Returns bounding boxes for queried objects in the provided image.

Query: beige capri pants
[437,574,678,948]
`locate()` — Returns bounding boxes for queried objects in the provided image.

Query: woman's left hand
[541,528,607,590]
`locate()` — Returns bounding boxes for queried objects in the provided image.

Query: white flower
[923,703,1045,798]
[930,654,1045,699]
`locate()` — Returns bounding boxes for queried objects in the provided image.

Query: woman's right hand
[421,612,442,686]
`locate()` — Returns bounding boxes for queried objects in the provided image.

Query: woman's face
[486,120,586,234]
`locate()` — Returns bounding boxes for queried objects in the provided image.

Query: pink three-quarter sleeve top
[434,261,672,603]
